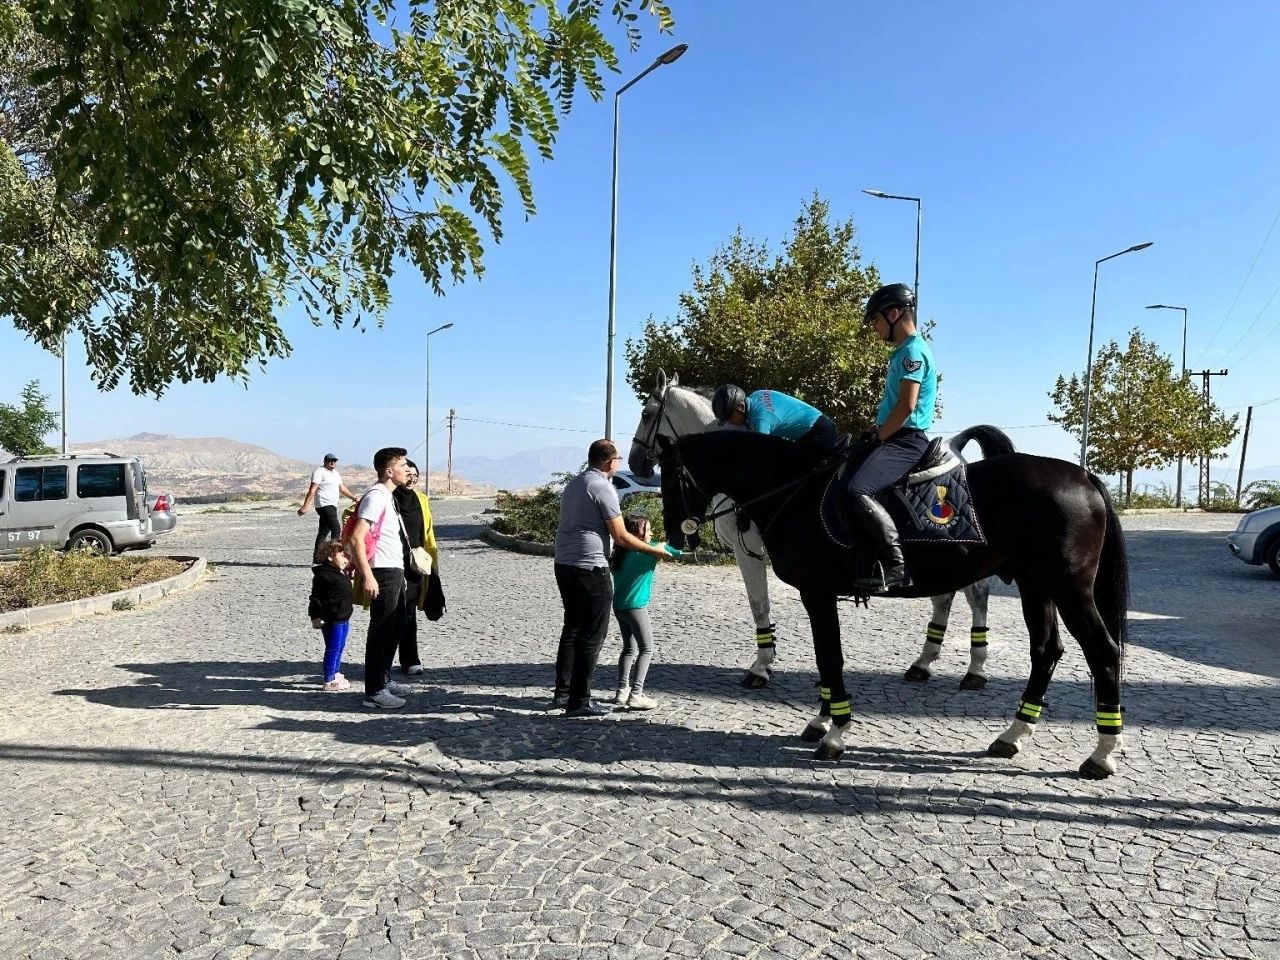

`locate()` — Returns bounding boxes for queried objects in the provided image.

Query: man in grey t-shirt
[552,439,670,717]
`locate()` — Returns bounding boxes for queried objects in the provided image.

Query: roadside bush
[1243,480,1280,511]
[489,478,734,561]
[0,547,185,612]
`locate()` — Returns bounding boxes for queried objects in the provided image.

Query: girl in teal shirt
[611,514,681,710]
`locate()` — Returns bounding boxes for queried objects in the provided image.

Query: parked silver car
[0,452,158,557]
[1226,504,1280,577]
[147,492,178,536]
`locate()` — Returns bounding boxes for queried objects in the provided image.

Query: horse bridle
[633,387,677,467]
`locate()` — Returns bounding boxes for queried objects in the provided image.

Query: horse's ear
[656,434,675,457]
[655,368,668,393]
[670,371,679,387]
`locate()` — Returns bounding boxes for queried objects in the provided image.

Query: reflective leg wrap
[1015,699,1043,725]
[818,685,831,716]
[748,625,777,679]
[926,621,946,644]
[828,698,852,728]
[1096,703,1123,737]
[968,629,989,677]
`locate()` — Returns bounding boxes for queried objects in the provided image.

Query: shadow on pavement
[1,738,1276,837]
[54,658,1280,735]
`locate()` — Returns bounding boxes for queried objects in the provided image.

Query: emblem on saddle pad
[927,484,957,526]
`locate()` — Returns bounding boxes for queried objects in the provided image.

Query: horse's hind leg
[1054,589,1123,779]
[716,503,776,689]
[799,591,849,762]
[989,583,1061,760]
[960,579,991,691]
[906,592,953,682]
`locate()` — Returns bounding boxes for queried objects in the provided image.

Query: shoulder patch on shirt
[903,358,923,373]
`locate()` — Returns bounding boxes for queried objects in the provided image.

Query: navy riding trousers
[845,429,931,496]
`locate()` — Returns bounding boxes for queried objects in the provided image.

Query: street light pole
[1080,242,1154,468]
[862,189,922,313]
[605,42,689,441]
[1146,303,1188,506]
[425,322,454,498]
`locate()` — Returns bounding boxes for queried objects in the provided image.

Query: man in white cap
[299,453,357,561]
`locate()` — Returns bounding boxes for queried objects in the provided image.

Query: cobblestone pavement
[2,502,1279,960]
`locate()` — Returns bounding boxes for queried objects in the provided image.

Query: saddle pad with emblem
[883,462,985,545]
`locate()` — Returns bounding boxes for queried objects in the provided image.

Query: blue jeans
[321,620,350,682]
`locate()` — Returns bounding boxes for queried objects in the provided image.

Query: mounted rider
[848,282,938,595]
[711,385,843,459]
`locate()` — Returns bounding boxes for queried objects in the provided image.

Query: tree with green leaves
[626,194,907,434]
[1,0,674,395]
[1049,329,1238,504]
[0,380,58,456]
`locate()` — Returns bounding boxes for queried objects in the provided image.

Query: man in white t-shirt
[298,454,356,561]
[349,447,413,709]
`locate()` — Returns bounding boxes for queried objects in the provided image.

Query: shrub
[489,476,734,560]
[1243,480,1280,511]
[111,598,135,611]
[0,548,184,612]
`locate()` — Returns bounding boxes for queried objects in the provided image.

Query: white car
[1226,504,1280,577]
[610,470,662,501]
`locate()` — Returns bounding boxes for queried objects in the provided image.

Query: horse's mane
[669,384,716,403]
[674,427,824,473]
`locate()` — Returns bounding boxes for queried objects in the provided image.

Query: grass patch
[111,598,135,611]
[2,623,24,634]
[0,548,186,613]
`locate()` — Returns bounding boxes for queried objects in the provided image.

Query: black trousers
[398,576,423,670]
[846,429,930,496]
[553,564,614,708]
[365,568,406,696]
[315,505,341,559]
[797,414,842,457]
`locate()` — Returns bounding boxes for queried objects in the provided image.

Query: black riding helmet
[863,282,915,324]
[712,384,748,424]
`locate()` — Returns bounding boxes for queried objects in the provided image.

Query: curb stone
[0,556,207,631]
[479,524,555,557]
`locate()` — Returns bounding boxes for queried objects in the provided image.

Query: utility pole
[446,409,456,494]
[1188,369,1228,507]
[60,333,67,454]
[1237,406,1254,505]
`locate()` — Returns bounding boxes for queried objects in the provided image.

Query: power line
[1216,274,1280,367]
[1220,309,1280,372]
[456,416,634,438]
[1194,206,1280,368]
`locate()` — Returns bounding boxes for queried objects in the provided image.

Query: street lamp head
[862,189,889,198]
[655,43,688,66]
[1127,242,1154,253]
[440,322,454,330]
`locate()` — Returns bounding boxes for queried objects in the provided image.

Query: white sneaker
[385,682,413,696]
[406,665,425,676]
[363,689,406,709]
[613,686,631,704]
[626,692,658,711]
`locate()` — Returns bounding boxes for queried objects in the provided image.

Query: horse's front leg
[714,502,776,688]
[799,591,848,762]
[960,579,991,690]
[906,592,954,682]
[990,583,1060,760]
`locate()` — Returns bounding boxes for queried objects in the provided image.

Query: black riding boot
[849,494,910,594]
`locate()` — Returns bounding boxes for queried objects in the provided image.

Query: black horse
[658,426,1130,779]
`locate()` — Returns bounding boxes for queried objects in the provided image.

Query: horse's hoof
[1078,758,1114,780]
[903,665,932,683]
[959,673,987,691]
[987,738,1020,759]
[741,672,769,689]
[800,723,828,743]
[812,743,844,762]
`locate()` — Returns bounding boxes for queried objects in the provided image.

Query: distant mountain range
[451,446,588,490]
[67,433,495,500]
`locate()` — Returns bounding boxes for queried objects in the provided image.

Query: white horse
[626,371,993,689]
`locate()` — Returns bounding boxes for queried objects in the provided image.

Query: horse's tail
[949,424,1016,460]
[1086,473,1130,654]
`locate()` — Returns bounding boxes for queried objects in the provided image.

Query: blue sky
[6,1,1280,488]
